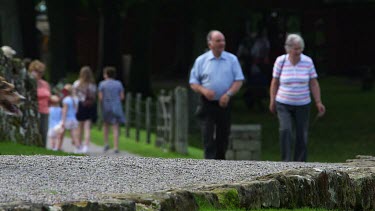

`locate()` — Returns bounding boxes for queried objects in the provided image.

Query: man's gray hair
[284,33,305,53]
[206,30,222,44]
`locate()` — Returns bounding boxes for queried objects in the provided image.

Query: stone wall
[2,156,375,210]
[0,51,42,146]
[226,124,261,160]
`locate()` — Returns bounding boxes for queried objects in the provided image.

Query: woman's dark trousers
[276,102,310,162]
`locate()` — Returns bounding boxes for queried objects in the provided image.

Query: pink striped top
[272,54,318,105]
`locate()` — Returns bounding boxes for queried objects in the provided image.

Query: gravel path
[0,155,349,205]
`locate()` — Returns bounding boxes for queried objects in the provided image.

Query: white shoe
[74,147,81,153]
[82,145,88,153]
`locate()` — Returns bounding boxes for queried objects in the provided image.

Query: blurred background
[1,0,375,162]
[1,0,374,93]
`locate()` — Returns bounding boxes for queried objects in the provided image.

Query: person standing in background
[59,84,80,153]
[269,33,326,162]
[98,66,125,153]
[73,66,97,153]
[189,30,244,160]
[29,60,51,147]
[47,95,63,151]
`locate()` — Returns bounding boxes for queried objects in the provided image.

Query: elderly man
[189,30,244,160]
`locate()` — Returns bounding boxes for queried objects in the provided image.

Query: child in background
[58,84,80,153]
[47,95,63,151]
[73,66,97,153]
[98,66,125,153]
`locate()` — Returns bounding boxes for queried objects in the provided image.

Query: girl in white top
[73,66,97,153]
[58,84,80,153]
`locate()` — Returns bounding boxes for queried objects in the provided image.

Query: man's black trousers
[200,97,231,160]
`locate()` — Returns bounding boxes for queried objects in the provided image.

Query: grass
[90,126,204,159]
[0,142,72,155]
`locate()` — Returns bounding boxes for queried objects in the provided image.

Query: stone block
[232,140,261,151]
[226,150,235,160]
[250,150,261,160]
[230,133,261,141]
[227,124,262,161]
[235,150,253,160]
[231,124,261,132]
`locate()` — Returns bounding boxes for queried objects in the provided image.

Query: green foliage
[214,188,240,209]
[0,142,72,155]
[194,189,242,211]
[194,194,214,210]
[64,72,79,84]
[90,127,204,159]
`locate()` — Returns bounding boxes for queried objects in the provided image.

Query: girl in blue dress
[60,84,80,153]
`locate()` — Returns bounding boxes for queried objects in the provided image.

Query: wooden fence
[124,87,188,154]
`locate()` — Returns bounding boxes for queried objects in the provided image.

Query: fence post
[125,92,132,137]
[174,87,188,154]
[135,93,142,142]
[145,97,152,144]
[155,89,165,147]
[168,90,174,151]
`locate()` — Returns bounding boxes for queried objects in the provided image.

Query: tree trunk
[45,0,78,84]
[128,2,154,97]
[17,0,39,59]
[96,0,123,83]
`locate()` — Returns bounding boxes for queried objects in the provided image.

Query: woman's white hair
[284,33,305,53]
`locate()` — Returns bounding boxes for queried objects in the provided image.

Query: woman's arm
[310,78,326,117]
[120,91,125,101]
[98,91,103,102]
[269,77,279,114]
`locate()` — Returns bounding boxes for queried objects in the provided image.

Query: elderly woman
[269,34,326,162]
[29,60,51,147]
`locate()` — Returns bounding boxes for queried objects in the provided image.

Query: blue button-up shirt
[189,50,244,100]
